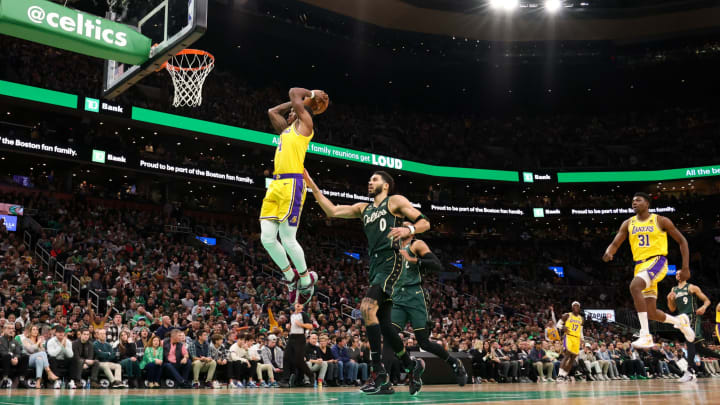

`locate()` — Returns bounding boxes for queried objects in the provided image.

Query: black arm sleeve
[418,252,443,273]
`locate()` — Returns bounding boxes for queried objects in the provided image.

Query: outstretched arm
[659,216,690,281]
[603,219,630,262]
[267,102,292,134]
[387,195,430,240]
[303,170,365,219]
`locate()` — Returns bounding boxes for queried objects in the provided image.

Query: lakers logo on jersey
[566,314,583,338]
[628,214,668,262]
[290,216,298,224]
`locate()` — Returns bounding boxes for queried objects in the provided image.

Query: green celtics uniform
[362,197,403,295]
[391,240,430,330]
[672,283,703,341]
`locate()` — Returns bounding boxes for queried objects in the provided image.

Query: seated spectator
[210,334,230,385]
[139,336,163,388]
[190,330,217,389]
[162,330,192,388]
[116,331,141,388]
[546,342,561,379]
[228,334,254,388]
[624,344,648,380]
[259,334,281,388]
[305,333,328,387]
[579,344,603,381]
[608,343,629,380]
[348,336,368,385]
[596,343,620,380]
[154,316,175,341]
[71,329,101,389]
[0,322,29,387]
[248,335,266,387]
[331,336,357,386]
[47,325,74,389]
[19,324,59,388]
[514,341,533,383]
[317,334,339,386]
[93,329,125,388]
[660,343,683,377]
[493,341,518,383]
[529,340,554,382]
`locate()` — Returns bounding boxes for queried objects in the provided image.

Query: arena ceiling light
[545,0,562,13]
[490,0,519,11]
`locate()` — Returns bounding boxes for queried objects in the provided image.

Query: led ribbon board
[558,165,720,183]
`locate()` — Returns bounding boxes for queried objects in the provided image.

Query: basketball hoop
[162,49,215,108]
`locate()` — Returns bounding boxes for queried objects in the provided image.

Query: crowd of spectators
[0,184,716,389]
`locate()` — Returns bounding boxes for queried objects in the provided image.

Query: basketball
[304,90,329,115]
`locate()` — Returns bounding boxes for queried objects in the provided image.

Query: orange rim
[164,49,215,72]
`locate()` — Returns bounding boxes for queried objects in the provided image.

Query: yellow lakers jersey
[546,327,561,341]
[566,314,583,338]
[716,307,720,323]
[273,122,313,175]
[628,214,668,262]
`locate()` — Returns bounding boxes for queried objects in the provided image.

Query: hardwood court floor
[0,379,719,405]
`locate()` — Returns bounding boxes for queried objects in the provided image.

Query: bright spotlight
[503,0,519,10]
[491,0,518,11]
[545,0,562,13]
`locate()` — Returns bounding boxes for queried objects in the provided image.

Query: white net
[165,50,215,108]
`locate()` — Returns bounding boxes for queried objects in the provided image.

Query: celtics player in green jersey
[303,169,429,395]
[393,222,467,394]
[668,274,711,382]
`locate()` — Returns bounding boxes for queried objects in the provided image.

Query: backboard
[103,0,207,99]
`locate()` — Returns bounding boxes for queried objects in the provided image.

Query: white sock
[279,222,310,287]
[260,220,291,279]
[638,312,650,335]
[559,369,568,377]
[663,314,681,326]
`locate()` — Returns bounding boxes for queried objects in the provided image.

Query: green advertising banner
[0,0,151,65]
[0,80,77,109]
[131,107,519,182]
[558,165,720,183]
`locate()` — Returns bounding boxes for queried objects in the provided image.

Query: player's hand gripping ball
[304,90,329,115]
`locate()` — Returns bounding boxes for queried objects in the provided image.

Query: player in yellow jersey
[556,302,583,382]
[603,192,695,349]
[545,306,561,343]
[262,87,328,305]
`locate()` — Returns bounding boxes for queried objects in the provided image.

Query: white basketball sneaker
[678,372,696,383]
[632,333,654,349]
[674,314,696,342]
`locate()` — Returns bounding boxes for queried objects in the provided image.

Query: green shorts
[391,284,429,331]
[369,251,403,296]
[689,313,703,341]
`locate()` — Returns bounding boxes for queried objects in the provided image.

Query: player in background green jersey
[668,274,711,383]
